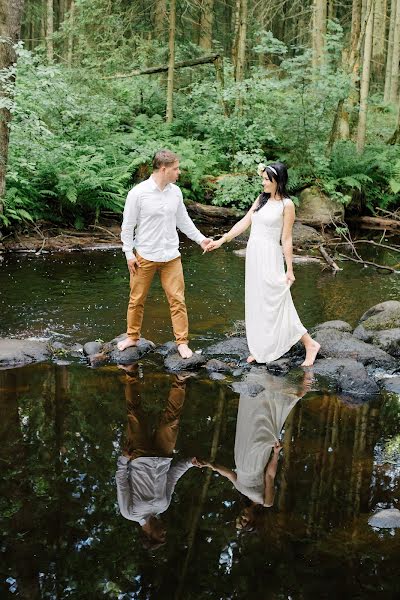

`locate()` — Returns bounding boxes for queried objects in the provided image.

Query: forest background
[1,0,400,231]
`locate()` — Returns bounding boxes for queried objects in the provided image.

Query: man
[115,367,195,549]
[118,149,212,359]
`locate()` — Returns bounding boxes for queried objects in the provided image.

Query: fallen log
[318,245,342,272]
[103,54,221,79]
[185,200,244,223]
[338,253,399,273]
[347,216,400,230]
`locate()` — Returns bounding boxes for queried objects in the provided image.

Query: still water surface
[0,238,399,599]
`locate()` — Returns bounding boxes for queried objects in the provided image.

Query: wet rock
[265,357,293,376]
[352,324,371,342]
[379,376,400,394]
[313,329,397,370]
[368,508,400,529]
[369,329,400,358]
[312,358,379,396]
[231,381,265,397]
[155,341,177,356]
[209,372,227,381]
[232,368,245,377]
[0,338,49,368]
[109,338,155,365]
[164,352,206,372]
[205,359,233,373]
[313,320,353,333]
[69,343,84,357]
[297,186,345,226]
[359,300,400,331]
[205,337,249,361]
[51,341,68,351]
[292,222,324,247]
[88,352,108,367]
[83,341,103,356]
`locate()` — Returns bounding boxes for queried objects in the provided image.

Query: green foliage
[2,22,400,230]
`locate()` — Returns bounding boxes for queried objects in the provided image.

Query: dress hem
[248,328,307,364]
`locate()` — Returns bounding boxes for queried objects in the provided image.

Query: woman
[206,162,320,366]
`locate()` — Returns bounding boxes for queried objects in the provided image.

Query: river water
[0,237,399,599]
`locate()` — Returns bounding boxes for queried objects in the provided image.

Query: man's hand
[127,256,140,275]
[200,238,213,253]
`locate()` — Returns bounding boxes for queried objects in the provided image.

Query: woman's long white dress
[245,197,307,363]
[233,372,301,504]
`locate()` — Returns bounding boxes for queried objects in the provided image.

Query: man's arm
[121,188,140,261]
[176,193,207,246]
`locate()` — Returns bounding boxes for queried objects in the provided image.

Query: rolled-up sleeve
[176,194,205,245]
[121,188,140,260]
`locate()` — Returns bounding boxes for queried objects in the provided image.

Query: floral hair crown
[257,163,278,177]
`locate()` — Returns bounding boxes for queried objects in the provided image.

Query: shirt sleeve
[165,459,193,502]
[121,188,140,260]
[175,192,206,245]
[115,456,132,520]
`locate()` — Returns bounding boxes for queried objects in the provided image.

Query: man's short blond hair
[152,149,179,170]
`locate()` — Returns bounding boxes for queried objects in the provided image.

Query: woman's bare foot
[117,337,138,351]
[301,342,320,367]
[246,355,256,363]
[177,344,193,359]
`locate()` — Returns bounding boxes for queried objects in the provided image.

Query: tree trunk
[312,0,328,68]
[199,0,214,50]
[372,0,387,81]
[389,0,400,102]
[67,0,74,67]
[166,0,176,123]
[231,0,241,65]
[234,0,247,112]
[357,0,375,152]
[0,0,25,213]
[154,0,166,39]
[384,0,396,102]
[46,0,54,63]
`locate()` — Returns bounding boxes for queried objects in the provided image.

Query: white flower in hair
[257,162,266,176]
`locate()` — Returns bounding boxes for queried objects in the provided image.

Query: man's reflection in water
[195,371,312,531]
[116,367,194,548]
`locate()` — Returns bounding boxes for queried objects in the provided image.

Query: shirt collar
[149,175,172,192]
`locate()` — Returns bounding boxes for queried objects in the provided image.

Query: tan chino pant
[127,253,189,345]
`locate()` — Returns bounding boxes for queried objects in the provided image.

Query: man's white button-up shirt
[121,176,206,262]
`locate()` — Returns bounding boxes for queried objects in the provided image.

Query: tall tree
[46,0,54,62]
[312,0,328,68]
[67,0,75,67]
[389,0,400,102]
[234,0,247,113]
[154,0,167,39]
[0,0,25,214]
[372,0,387,81]
[384,0,396,102]
[166,0,176,123]
[199,0,214,50]
[357,0,375,152]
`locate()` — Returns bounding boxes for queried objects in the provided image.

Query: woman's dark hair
[254,161,289,212]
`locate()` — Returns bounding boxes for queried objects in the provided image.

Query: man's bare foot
[177,344,193,359]
[301,342,320,367]
[246,355,256,363]
[117,337,138,351]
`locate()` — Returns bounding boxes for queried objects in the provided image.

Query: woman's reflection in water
[194,370,312,531]
[115,366,195,549]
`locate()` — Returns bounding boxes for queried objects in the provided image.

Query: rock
[312,358,379,396]
[359,300,400,331]
[51,341,68,351]
[313,320,353,333]
[231,381,265,397]
[88,352,108,367]
[69,343,84,358]
[265,357,293,376]
[205,359,233,373]
[0,338,49,368]
[368,508,400,529]
[352,324,371,342]
[155,341,177,356]
[379,376,400,394]
[370,329,400,358]
[205,337,249,361]
[232,368,245,377]
[83,341,103,356]
[209,372,227,381]
[292,222,324,247]
[109,338,155,365]
[313,329,397,370]
[164,352,206,372]
[297,186,345,227]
